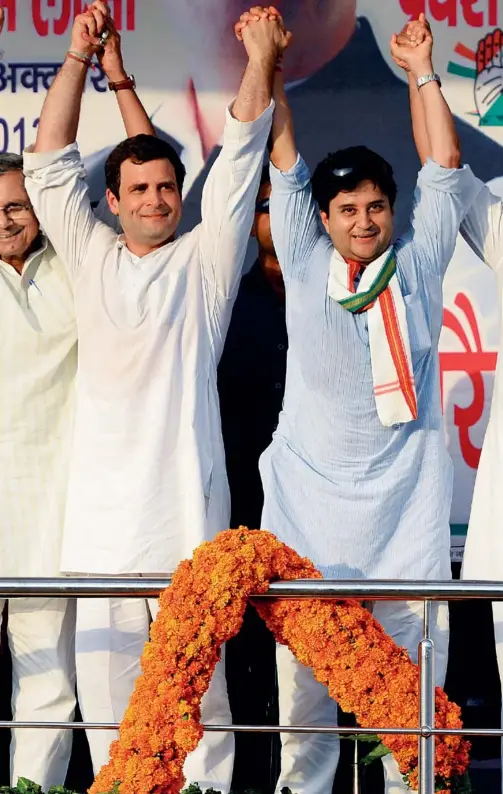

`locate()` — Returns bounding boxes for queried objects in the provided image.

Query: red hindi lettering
[440,293,497,470]
[109,0,135,30]
[53,0,72,36]
[33,0,86,36]
[399,0,426,18]
[0,0,16,32]
[32,0,49,36]
[429,0,457,26]
[489,0,498,26]
[461,0,484,27]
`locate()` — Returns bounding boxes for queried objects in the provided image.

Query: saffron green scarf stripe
[339,251,397,313]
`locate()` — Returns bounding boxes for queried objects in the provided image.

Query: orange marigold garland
[90,529,469,794]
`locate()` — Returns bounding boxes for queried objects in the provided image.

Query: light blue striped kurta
[260,155,482,581]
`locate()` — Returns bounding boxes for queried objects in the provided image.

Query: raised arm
[93,4,155,138]
[236,9,321,280]
[197,9,287,352]
[25,4,115,274]
[390,14,460,169]
[268,68,321,279]
[34,3,110,152]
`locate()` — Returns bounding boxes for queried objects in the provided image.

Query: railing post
[353,736,360,794]
[418,600,435,794]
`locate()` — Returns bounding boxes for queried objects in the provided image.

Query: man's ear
[320,209,330,234]
[106,187,120,217]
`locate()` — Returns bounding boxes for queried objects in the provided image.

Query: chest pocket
[403,293,432,365]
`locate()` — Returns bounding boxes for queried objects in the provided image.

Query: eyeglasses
[255,197,270,214]
[0,202,33,218]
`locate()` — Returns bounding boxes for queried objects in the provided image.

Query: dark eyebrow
[128,182,148,192]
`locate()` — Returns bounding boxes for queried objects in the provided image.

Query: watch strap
[108,75,136,91]
[416,72,442,90]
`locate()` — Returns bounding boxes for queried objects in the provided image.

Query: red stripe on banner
[378,290,418,420]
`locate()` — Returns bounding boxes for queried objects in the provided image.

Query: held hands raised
[390,13,434,76]
[69,1,126,80]
[235,6,292,63]
[70,0,109,58]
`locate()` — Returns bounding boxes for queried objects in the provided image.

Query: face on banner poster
[1,0,501,536]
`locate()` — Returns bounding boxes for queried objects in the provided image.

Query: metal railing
[3,577,503,794]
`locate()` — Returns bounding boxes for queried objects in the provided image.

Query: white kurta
[23,102,273,575]
[0,241,77,576]
[460,185,503,580]
[459,183,503,794]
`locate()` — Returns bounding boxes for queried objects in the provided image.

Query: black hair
[105,134,186,199]
[311,146,397,215]
[0,153,23,174]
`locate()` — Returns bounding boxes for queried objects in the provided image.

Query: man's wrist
[66,51,93,70]
[105,68,129,83]
[248,51,278,73]
[70,40,94,59]
[411,61,435,80]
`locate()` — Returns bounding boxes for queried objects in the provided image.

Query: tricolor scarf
[327,245,418,427]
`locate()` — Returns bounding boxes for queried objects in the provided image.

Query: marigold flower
[90,528,469,794]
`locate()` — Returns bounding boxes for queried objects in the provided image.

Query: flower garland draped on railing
[90,529,470,794]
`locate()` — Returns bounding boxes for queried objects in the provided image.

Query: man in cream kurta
[0,153,77,788]
[23,3,282,789]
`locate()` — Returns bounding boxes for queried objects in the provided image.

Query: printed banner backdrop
[2,0,502,550]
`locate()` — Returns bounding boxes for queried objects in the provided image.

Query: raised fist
[475,29,503,126]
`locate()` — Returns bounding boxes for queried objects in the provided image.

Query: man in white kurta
[22,3,283,789]
[457,191,503,787]
[400,18,503,791]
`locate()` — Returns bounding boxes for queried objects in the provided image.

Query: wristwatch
[416,73,442,90]
[108,75,136,92]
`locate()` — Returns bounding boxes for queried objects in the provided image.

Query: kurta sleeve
[23,143,114,278]
[460,183,503,272]
[269,153,322,286]
[198,100,274,352]
[406,158,484,280]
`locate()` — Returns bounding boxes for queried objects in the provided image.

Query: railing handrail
[3,576,501,792]
[0,576,503,599]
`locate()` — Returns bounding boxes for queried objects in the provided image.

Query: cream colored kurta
[0,240,77,576]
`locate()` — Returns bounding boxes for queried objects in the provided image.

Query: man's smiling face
[320,179,394,264]
[0,170,40,264]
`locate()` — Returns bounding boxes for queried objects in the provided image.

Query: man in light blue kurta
[242,10,483,794]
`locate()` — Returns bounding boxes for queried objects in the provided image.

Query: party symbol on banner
[447,28,503,126]
[440,292,498,469]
